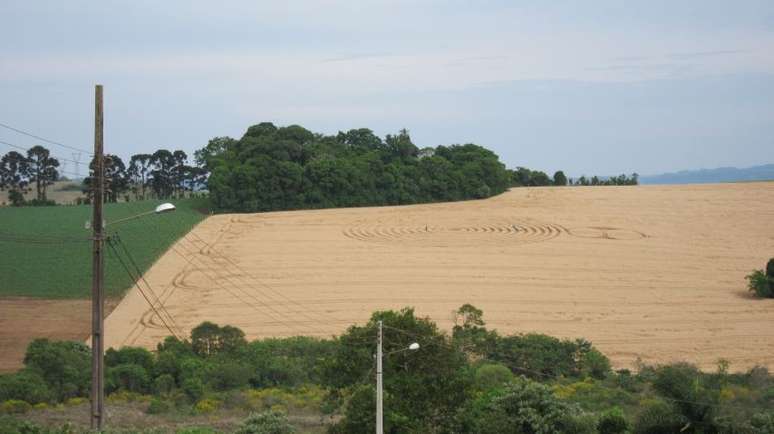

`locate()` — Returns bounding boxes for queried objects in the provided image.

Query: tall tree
[26,145,59,201]
[171,150,189,197]
[553,170,568,186]
[104,155,128,203]
[150,149,175,199]
[0,151,31,205]
[83,154,127,203]
[127,154,153,200]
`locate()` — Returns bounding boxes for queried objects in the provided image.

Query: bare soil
[98,183,774,370]
[0,298,118,372]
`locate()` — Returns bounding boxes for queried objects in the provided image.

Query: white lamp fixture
[155,203,176,214]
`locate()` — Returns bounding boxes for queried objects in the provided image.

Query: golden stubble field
[104,183,774,370]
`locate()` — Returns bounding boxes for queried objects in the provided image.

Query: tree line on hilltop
[1,122,638,209]
[200,123,512,212]
[1,305,772,433]
[509,167,639,188]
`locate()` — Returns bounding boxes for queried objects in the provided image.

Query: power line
[0,139,88,166]
[127,203,329,337]
[0,230,90,245]
[0,121,92,154]
[106,236,182,340]
[167,240,312,336]
[175,235,333,336]
[111,233,185,338]
[183,230,341,328]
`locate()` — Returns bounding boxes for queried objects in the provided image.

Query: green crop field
[0,198,208,299]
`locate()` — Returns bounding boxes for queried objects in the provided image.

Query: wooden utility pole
[90,84,105,430]
[376,320,383,434]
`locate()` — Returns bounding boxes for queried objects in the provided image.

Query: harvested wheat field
[104,183,774,370]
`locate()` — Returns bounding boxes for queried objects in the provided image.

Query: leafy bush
[235,410,296,434]
[487,334,595,379]
[206,361,251,391]
[191,322,247,357]
[23,199,57,207]
[146,397,172,415]
[0,370,51,404]
[474,363,513,391]
[581,348,611,380]
[634,400,688,434]
[459,377,593,434]
[751,411,774,433]
[182,378,205,402]
[23,339,90,401]
[194,398,220,414]
[0,416,45,433]
[652,363,719,426]
[247,337,336,388]
[107,363,150,394]
[553,378,638,413]
[598,407,631,434]
[747,269,773,298]
[106,347,155,372]
[0,400,32,415]
[325,308,470,431]
[153,374,176,396]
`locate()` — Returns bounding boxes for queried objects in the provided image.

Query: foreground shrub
[473,363,514,392]
[751,411,774,433]
[581,348,612,380]
[0,400,31,415]
[23,339,90,401]
[146,397,172,414]
[245,387,324,412]
[652,363,718,426]
[598,407,630,434]
[634,400,688,434]
[235,410,296,434]
[458,377,594,433]
[487,334,601,379]
[194,398,220,414]
[0,370,51,404]
[182,378,205,402]
[107,363,150,394]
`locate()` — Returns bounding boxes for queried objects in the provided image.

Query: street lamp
[90,201,176,429]
[376,320,420,434]
[106,202,176,226]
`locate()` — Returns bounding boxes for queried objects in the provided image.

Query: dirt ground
[96,183,774,370]
[0,298,118,372]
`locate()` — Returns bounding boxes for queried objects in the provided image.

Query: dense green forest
[1,306,772,433]
[199,124,511,212]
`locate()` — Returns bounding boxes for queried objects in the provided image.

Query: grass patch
[0,198,209,299]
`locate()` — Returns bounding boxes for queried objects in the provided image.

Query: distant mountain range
[639,164,774,185]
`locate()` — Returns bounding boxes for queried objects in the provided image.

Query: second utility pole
[90,84,105,430]
[376,320,383,434]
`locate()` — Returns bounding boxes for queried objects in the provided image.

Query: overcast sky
[1,0,773,176]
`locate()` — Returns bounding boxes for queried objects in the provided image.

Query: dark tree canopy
[26,145,59,201]
[202,123,511,212]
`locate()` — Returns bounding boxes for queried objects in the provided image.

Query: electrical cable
[111,233,185,338]
[166,240,312,337]
[183,230,342,327]
[0,121,92,154]
[0,139,85,166]
[106,236,182,340]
